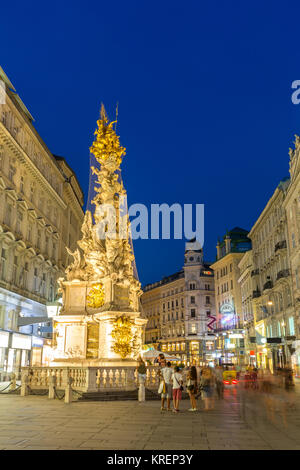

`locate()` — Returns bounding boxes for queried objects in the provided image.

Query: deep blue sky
[2,1,300,286]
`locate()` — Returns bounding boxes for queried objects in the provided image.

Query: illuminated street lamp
[46,297,62,318]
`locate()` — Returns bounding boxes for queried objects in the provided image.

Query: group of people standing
[156,354,217,413]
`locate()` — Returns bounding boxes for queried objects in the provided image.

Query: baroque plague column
[51,106,147,366]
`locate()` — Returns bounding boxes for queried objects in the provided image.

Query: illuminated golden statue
[51,106,147,366]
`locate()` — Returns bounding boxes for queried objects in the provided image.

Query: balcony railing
[276,269,290,281]
[275,240,287,252]
[213,321,244,333]
[252,289,261,298]
[263,280,273,291]
[251,269,259,277]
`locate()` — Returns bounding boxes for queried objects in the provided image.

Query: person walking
[214,365,224,399]
[187,366,198,411]
[200,365,215,410]
[137,357,147,383]
[159,361,173,411]
[172,366,183,413]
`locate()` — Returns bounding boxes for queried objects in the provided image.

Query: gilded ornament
[86,283,105,308]
[111,316,134,359]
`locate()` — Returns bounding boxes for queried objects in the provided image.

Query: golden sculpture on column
[50,105,147,366]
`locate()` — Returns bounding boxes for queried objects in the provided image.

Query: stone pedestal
[50,278,147,368]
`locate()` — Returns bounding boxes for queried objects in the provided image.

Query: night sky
[2,1,300,286]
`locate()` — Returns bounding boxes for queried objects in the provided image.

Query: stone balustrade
[21,365,160,393]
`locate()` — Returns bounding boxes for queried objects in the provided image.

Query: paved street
[0,387,300,450]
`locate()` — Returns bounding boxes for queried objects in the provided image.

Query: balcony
[252,289,261,298]
[276,269,290,281]
[275,240,287,252]
[213,321,244,333]
[263,280,273,291]
[251,269,259,277]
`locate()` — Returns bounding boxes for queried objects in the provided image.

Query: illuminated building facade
[283,137,300,375]
[249,178,295,372]
[0,67,84,376]
[211,227,251,366]
[142,242,215,365]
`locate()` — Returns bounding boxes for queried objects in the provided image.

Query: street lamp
[46,297,62,319]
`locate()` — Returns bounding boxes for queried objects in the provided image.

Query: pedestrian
[158,361,173,412]
[187,366,198,411]
[172,366,184,413]
[214,365,224,399]
[200,366,215,411]
[154,353,165,366]
[137,357,147,383]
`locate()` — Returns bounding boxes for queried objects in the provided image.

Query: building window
[9,165,15,182]
[1,249,7,279]
[190,296,195,304]
[206,296,210,305]
[4,204,12,227]
[289,317,295,336]
[190,283,196,290]
[12,256,18,285]
[191,309,196,318]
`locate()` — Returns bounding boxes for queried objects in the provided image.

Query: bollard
[64,376,73,404]
[138,377,146,402]
[9,373,16,391]
[48,373,56,399]
[20,371,29,397]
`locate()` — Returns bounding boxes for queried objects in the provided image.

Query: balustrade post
[20,369,29,396]
[48,372,56,399]
[125,367,136,391]
[65,376,73,404]
[61,367,69,390]
[9,373,16,391]
[138,375,146,402]
[86,368,97,393]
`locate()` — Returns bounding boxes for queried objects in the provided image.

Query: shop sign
[0,331,9,348]
[11,333,32,350]
[220,303,235,315]
[32,337,44,347]
[267,337,282,344]
[229,334,243,339]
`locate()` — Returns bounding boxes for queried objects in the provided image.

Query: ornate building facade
[142,242,215,366]
[0,67,84,375]
[248,178,295,371]
[283,136,300,373]
[211,227,251,366]
[237,249,256,365]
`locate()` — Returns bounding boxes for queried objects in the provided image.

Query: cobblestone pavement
[0,387,300,450]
